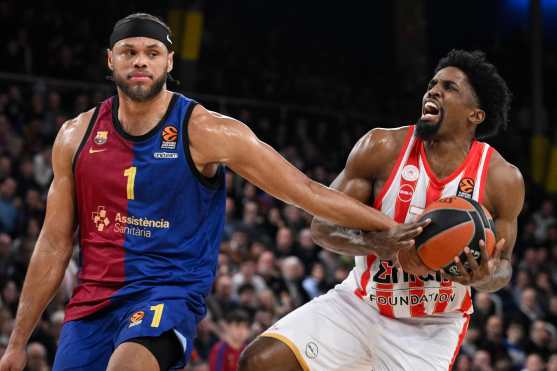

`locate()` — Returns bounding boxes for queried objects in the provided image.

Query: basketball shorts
[53,298,196,370]
[261,286,469,371]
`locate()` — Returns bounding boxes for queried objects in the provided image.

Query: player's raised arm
[187,105,395,231]
[0,114,86,371]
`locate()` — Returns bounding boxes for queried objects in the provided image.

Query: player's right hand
[0,347,27,371]
[362,219,430,261]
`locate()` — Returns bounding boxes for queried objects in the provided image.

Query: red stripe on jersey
[461,142,484,180]
[374,126,415,210]
[448,314,471,371]
[478,147,494,204]
[433,279,454,313]
[376,283,395,318]
[459,288,472,313]
[65,98,132,321]
[355,255,377,299]
[393,139,421,223]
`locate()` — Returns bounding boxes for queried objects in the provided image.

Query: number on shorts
[150,303,165,328]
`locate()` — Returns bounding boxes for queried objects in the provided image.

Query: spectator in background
[232,259,267,295]
[478,315,510,364]
[514,287,545,329]
[522,353,545,371]
[532,200,555,243]
[0,178,19,235]
[274,227,295,258]
[302,262,328,299]
[280,256,310,308]
[473,350,493,371]
[25,342,49,371]
[207,275,239,323]
[524,321,555,360]
[295,228,319,272]
[504,322,527,367]
[209,310,251,371]
[547,354,557,371]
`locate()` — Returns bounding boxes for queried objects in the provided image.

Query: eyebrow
[429,78,459,89]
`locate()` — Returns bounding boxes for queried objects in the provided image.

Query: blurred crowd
[0,81,556,371]
[1,1,557,371]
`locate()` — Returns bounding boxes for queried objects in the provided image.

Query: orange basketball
[412,196,496,276]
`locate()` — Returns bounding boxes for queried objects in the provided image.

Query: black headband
[109,18,173,50]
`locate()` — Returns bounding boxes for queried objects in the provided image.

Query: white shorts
[261,286,469,371]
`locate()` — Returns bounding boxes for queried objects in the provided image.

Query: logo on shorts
[397,184,415,203]
[161,125,178,150]
[305,342,318,359]
[129,311,145,328]
[94,131,109,145]
[401,164,419,182]
[92,206,110,231]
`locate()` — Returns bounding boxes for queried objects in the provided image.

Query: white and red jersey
[343,125,494,318]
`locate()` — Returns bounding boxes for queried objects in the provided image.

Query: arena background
[1,0,557,370]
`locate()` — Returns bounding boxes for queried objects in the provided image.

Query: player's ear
[107,49,114,71]
[167,51,174,73]
[469,108,485,126]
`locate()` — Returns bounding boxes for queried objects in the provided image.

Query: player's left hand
[444,238,506,286]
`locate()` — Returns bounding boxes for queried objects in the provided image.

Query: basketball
[412,196,496,276]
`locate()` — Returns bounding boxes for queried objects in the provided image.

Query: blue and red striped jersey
[67,93,226,324]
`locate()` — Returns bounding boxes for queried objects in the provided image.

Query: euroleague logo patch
[161,125,178,150]
[129,311,145,328]
[398,184,414,203]
[457,178,475,199]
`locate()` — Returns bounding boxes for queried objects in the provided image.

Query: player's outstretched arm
[0,115,85,371]
[306,128,428,260]
[188,106,395,231]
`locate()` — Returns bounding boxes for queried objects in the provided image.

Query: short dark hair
[224,309,251,325]
[435,50,512,139]
[113,13,171,36]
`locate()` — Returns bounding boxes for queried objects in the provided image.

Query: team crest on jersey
[161,125,178,150]
[129,311,144,328]
[94,131,108,145]
[457,178,474,199]
[397,184,414,203]
[401,164,419,182]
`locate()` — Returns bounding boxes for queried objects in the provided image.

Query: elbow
[310,218,322,243]
[310,218,329,247]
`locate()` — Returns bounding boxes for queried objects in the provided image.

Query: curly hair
[435,50,512,139]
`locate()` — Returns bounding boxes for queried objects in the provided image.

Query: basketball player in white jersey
[238,50,525,370]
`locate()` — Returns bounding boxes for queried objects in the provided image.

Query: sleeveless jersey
[343,125,494,318]
[66,93,226,322]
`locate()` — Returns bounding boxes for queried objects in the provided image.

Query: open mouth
[421,101,441,122]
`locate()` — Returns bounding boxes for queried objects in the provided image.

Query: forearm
[298,181,394,231]
[472,259,512,293]
[8,237,71,349]
[311,218,374,256]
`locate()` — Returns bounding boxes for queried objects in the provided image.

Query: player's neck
[423,134,474,178]
[116,90,172,136]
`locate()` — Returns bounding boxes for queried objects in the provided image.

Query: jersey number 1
[124,166,137,200]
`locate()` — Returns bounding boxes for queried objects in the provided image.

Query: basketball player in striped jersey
[0,13,425,371]
[240,50,525,370]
